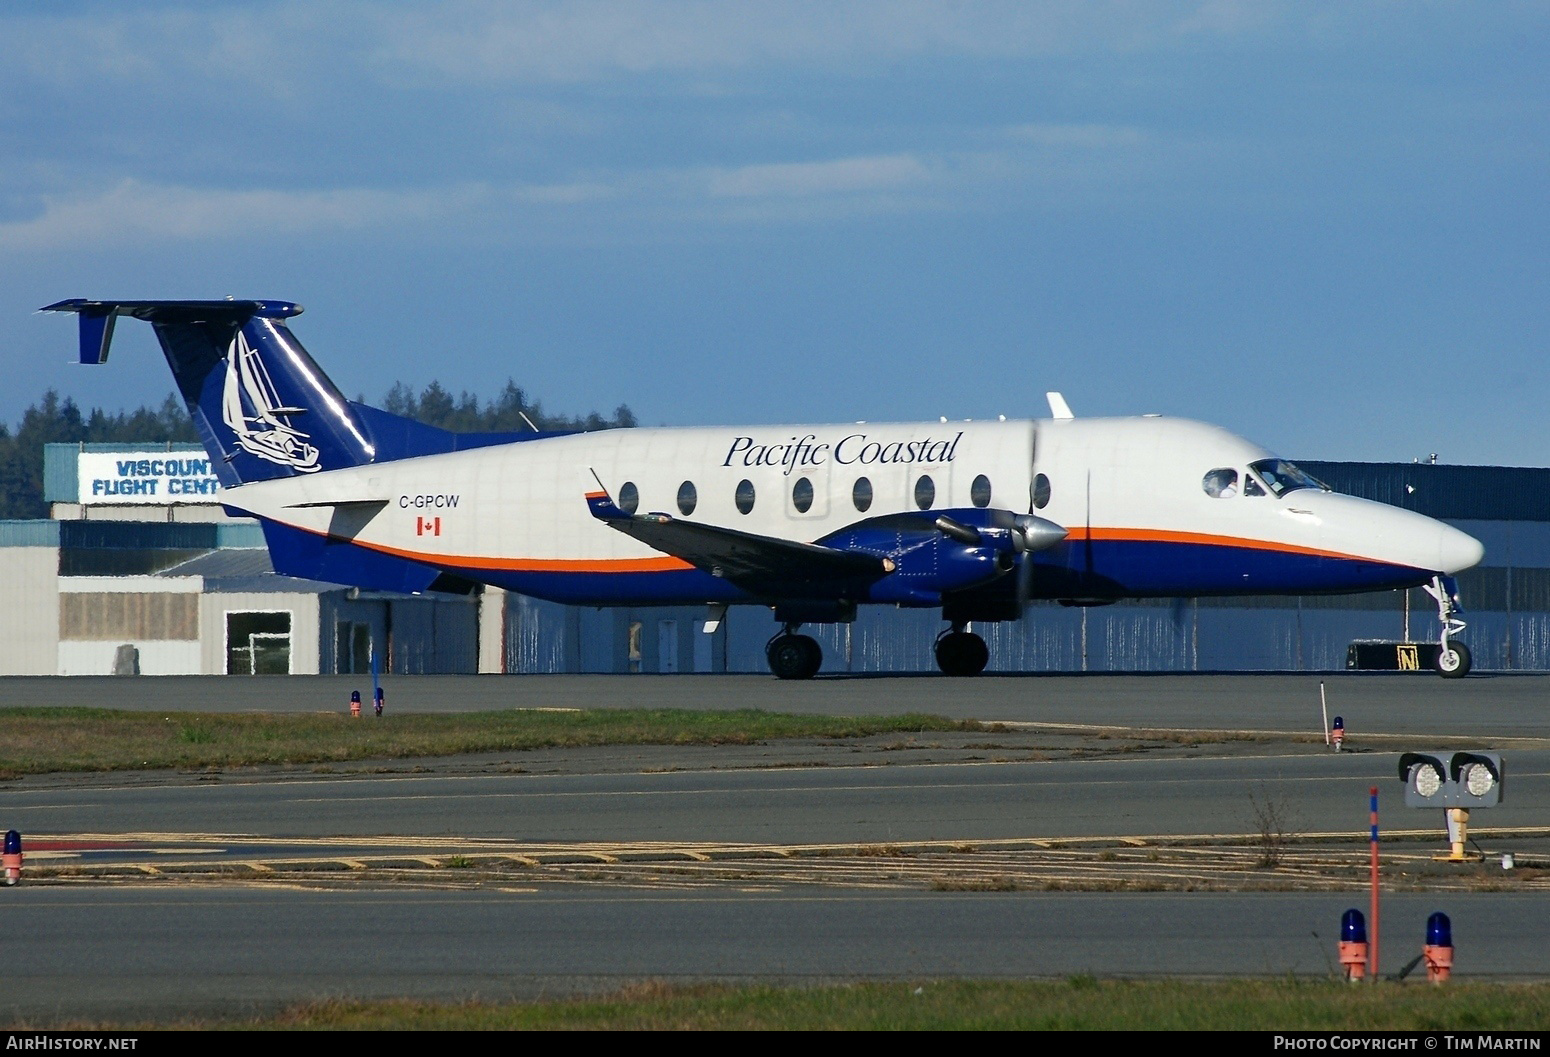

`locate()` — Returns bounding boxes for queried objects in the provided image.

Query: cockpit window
[1249,458,1330,498]
[1244,475,1267,497]
[1202,468,1238,498]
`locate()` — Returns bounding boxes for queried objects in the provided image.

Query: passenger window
[618,481,640,513]
[735,479,755,515]
[677,480,697,517]
[792,476,814,513]
[1244,475,1267,497]
[852,477,873,513]
[971,474,992,508]
[914,475,936,510]
[1202,468,1238,498]
[1032,473,1051,509]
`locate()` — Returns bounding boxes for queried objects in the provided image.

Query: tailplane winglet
[41,300,303,365]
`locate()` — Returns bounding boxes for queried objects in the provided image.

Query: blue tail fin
[42,299,377,487]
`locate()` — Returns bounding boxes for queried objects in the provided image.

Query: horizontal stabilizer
[259,518,445,594]
[282,498,390,542]
[283,499,391,511]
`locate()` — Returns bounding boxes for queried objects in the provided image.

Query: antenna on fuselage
[1047,392,1074,419]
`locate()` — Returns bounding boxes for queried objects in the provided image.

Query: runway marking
[19,826,1550,862]
[995,720,1550,749]
[253,767,1550,804]
[9,752,1547,802]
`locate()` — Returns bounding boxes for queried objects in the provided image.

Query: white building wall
[55,574,202,675]
[479,587,506,673]
[57,641,202,676]
[0,547,60,675]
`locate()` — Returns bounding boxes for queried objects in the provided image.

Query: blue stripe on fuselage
[262,523,1430,607]
[449,539,1428,606]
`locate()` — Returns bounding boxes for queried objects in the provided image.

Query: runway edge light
[3,830,21,886]
[350,689,361,718]
[1331,715,1345,752]
[374,686,384,718]
[1338,908,1367,981]
[1425,912,1453,984]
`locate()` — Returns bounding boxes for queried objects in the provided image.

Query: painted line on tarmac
[24,825,1550,859]
[994,720,1550,746]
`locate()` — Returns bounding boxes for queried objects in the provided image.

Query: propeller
[1010,513,1067,609]
[1012,514,1067,553]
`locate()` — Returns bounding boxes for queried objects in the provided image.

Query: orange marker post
[3,830,21,886]
[1425,912,1453,984]
[1339,909,1368,982]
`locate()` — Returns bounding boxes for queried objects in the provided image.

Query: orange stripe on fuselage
[362,535,694,573]
[1066,527,1380,564]
[278,506,694,572]
[293,520,1388,579]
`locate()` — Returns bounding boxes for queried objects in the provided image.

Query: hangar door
[227,611,292,675]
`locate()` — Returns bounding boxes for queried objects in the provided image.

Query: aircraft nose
[1436,522,1485,575]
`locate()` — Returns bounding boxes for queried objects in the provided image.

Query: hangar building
[2,443,1546,676]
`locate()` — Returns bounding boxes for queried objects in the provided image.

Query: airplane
[43,298,1485,679]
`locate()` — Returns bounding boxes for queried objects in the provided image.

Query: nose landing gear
[1423,575,1472,678]
[935,625,989,676]
[766,625,823,680]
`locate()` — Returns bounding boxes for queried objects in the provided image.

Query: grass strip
[0,707,988,777]
[144,979,1550,1030]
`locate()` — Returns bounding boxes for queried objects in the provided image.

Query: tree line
[0,382,636,520]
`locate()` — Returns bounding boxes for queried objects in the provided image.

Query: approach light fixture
[1397,751,1504,862]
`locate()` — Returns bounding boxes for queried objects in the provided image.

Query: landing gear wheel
[1424,576,1471,680]
[767,634,822,680]
[1435,642,1472,679]
[935,631,989,676]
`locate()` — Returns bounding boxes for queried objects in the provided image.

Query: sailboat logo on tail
[221,330,321,473]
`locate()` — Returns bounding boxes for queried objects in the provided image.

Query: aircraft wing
[585,487,890,596]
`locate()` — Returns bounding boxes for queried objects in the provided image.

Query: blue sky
[2,1,1545,464]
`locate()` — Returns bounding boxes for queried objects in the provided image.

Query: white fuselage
[221,414,1483,606]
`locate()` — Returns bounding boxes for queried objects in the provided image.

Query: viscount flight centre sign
[77,451,223,506]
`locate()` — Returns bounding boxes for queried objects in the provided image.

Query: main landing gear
[764,623,990,679]
[1423,575,1472,679]
[935,625,989,677]
[767,626,823,680]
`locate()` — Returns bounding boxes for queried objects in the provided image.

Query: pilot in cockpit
[1203,467,1238,498]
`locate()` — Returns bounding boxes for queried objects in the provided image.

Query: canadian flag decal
[416,516,442,537]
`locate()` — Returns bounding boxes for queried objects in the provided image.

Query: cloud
[1007,123,1148,149]
[0,179,485,251]
[0,149,956,250]
[0,1,1334,100]
[0,133,1190,252]
[705,155,932,199]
